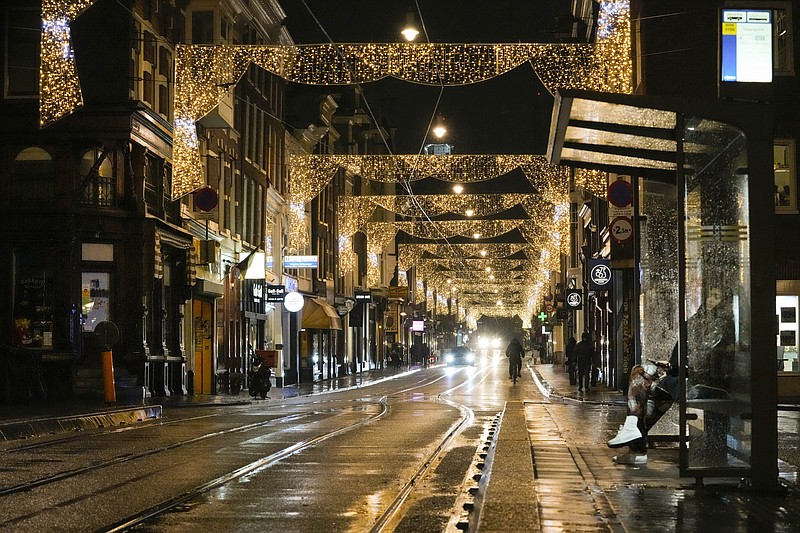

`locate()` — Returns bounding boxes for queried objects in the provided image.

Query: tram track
[1,368,492,532]
[108,369,484,532]
[0,408,356,497]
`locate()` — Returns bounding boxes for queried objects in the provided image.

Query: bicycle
[509,361,521,384]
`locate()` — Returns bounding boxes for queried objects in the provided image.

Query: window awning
[301,297,343,330]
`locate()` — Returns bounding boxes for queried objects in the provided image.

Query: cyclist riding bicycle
[505,338,525,381]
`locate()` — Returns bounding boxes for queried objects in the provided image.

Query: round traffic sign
[610,217,634,243]
[95,321,120,349]
[194,186,219,212]
[607,179,633,207]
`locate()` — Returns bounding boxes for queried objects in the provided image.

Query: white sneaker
[608,415,642,448]
[614,451,647,465]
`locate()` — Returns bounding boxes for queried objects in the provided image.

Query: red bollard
[101,350,116,403]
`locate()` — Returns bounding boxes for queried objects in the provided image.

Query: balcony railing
[80,176,116,208]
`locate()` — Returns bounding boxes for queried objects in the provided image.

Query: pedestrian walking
[565,336,577,385]
[574,332,594,392]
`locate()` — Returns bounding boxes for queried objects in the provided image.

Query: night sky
[280,0,568,156]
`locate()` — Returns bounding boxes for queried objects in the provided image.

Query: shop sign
[284,255,318,268]
[566,289,583,310]
[284,291,304,312]
[589,259,612,291]
[721,9,772,83]
[355,291,372,302]
[266,284,285,302]
[243,280,265,314]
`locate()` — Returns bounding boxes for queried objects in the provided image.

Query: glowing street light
[432,114,447,138]
[400,9,420,42]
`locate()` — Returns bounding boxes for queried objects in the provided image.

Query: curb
[0,405,162,441]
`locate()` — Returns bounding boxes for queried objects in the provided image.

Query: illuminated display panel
[721,9,772,83]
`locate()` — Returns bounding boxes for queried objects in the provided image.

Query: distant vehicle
[443,345,477,366]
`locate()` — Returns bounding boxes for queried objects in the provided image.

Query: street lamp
[400,9,420,42]
[432,114,447,139]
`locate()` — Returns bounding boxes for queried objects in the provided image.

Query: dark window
[774,6,794,74]
[13,248,55,348]
[158,83,169,117]
[11,147,54,202]
[192,11,214,44]
[143,71,154,106]
[5,8,40,97]
[158,46,171,79]
[143,31,156,65]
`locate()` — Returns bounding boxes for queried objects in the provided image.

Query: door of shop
[193,300,214,394]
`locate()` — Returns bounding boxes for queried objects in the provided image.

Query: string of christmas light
[398,245,540,272]
[341,193,539,226]
[287,202,307,254]
[366,223,399,287]
[39,0,97,126]
[415,258,533,273]
[388,219,543,240]
[41,1,631,202]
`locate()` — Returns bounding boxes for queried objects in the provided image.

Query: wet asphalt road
[3,355,800,531]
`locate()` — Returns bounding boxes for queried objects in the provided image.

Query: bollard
[101,350,116,403]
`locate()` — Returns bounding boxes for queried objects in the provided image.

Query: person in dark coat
[565,336,577,385]
[574,332,595,392]
[505,338,525,379]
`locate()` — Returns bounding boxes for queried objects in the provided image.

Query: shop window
[81,272,111,332]
[777,295,798,371]
[5,8,40,97]
[13,249,54,348]
[11,147,54,202]
[774,140,796,213]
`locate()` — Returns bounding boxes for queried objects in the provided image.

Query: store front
[300,296,342,382]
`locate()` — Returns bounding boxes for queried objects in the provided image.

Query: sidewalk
[532,362,800,491]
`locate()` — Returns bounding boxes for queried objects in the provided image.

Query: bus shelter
[548,89,777,490]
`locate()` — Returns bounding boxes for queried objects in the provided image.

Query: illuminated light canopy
[39,0,97,127]
[40,1,631,202]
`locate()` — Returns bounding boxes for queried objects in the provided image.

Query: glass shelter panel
[682,119,751,472]
[638,179,680,439]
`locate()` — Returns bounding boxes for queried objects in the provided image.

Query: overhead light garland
[341,193,540,223]
[415,258,534,274]
[399,243,535,269]
[40,1,630,201]
[169,40,609,198]
[39,0,97,126]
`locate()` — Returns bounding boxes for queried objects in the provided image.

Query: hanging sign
[266,284,286,303]
[566,289,583,310]
[284,291,304,312]
[589,259,612,291]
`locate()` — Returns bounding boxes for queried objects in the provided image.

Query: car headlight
[466,353,475,362]
[445,354,454,363]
